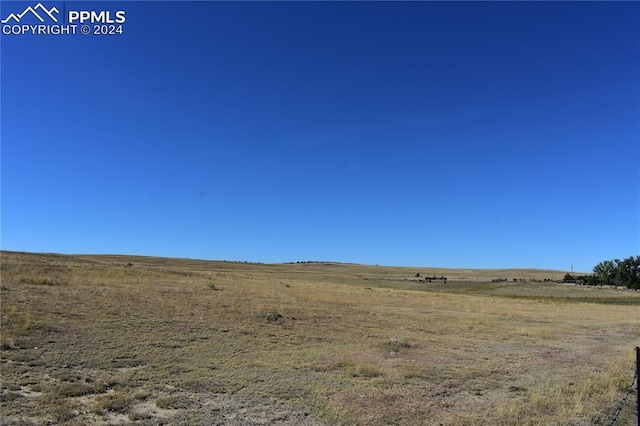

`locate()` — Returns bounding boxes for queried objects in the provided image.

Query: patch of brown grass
[1,251,638,424]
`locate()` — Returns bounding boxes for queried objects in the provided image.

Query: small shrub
[265,312,283,322]
[156,394,191,409]
[1,306,33,347]
[330,361,355,371]
[0,335,17,350]
[19,276,60,286]
[35,277,60,286]
[50,399,79,422]
[54,381,109,398]
[330,361,383,378]
[93,392,131,413]
[129,411,154,420]
[382,337,412,353]
[351,363,383,378]
[0,390,23,403]
[132,389,152,400]
[52,370,84,382]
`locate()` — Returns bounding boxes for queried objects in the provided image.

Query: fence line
[608,346,639,426]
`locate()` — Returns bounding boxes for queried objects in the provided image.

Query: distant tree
[615,256,640,289]
[563,273,574,282]
[415,273,421,278]
[593,260,617,285]
[590,256,639,289]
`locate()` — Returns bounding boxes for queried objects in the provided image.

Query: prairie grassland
[1,251,638,425]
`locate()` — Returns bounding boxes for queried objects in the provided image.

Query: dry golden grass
[1,251,638,425]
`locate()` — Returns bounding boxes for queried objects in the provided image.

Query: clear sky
[1,1,638,271]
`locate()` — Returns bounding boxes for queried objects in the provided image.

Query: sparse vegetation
[1,251,639,424]
[51,381,110,398]
[381,337,412,354]
[350,363,383,378]
[265,312,284,322]
[156,394,191,409]
[93,392,132,413]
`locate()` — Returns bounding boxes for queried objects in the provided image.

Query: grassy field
[1,251,639,425]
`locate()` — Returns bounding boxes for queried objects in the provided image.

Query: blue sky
[1,1,638,271]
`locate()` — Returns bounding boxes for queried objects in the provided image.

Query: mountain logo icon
[1,3,59,24]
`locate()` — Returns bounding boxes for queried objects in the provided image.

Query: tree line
[564,256,640,289]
